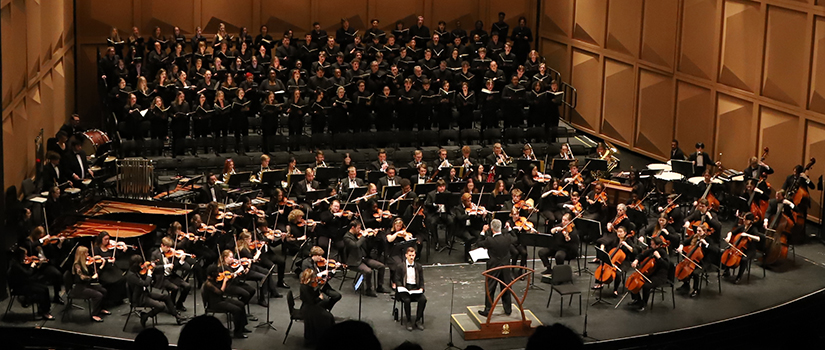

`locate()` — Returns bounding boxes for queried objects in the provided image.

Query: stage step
[450,304,543,340]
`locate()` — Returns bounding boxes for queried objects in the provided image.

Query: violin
[139,261,155,275]
[23,256,49,267]
[216,270,235,282]
[310,275,328,288]
[106,241,136,251]
[414,207,426,218]
[333,210,357,218]
[465,204,488,216]
[39,234,65,246]
[514,199,536,211]
[86,255,111,265]
[247,205,266,218]
[297,219,321,227]
[248,240,267,251]
[544,186,569,198]
[533,173,552,183]
[197,224,217,234]
[163,249,195,259]
[357,228,378,238]
[216,211,235,220]
[179,231,206,242]
[373,209,394,220]
[279,198,298,207]
[396,230,415,241]
[262,227,289,241]
[593,191,607,205]
[316,257,344,269]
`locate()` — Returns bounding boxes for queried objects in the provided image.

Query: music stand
[414,183,436,196]
[551,159,574,179]
[399,167,416,180]
[314,167,339,186]
[496,166,516,180]
[574,217,601,275]
[447,181,468,193]
[255,263,279,330]
[343,186,368,203]
[517,159,541,174]
[382,185,401,199]
[494,194,510,208]
[367,171,384,185]
[394,199,414,215]
[305,189,326,204]
[478,182,495,193]
[471,193,492,208]
[227,171,251,189]
[493,211,510,222]
[582,159,608,173]
[591,247,615,306]
[670,160,694,179]
[519,232,554,290]
[288,173,304,188]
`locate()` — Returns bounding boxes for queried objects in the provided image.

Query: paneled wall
[1,0,76,191]
[540,0,825,221]
[74,0,536,124]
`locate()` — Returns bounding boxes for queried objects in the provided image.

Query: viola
[414,207,426,218]
[23,256,49,266]
[514,216,536,232]
[608,214,627,232]
[139,261,155,275]
[628,199,645,211]
[625,255,656,294]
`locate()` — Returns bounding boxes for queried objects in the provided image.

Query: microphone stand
[445,278,461,350]
[255,263,279,330]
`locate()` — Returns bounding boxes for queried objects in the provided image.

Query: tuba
[602,141,620,173]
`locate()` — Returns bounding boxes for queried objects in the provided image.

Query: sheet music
[396,286,423,294]
[469,247,489,262]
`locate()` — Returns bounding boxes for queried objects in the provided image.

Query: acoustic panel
[201,0,253,34]
[762,6,808,107]
[573,0,606,47]
[811,16,825,114]
[141,0,195,36]
[316,0,368,33]
[540,0,572,37]
[487,0,530,36]
[431,0,476,32]
[606,0,642,57]
[719,0,763,93]
[640,0,678,69]
[715,93,755,170]
[75,0,133,43]
[540,38,569,80]
[570,48,602,132]
[679,0,719,80]
[675,81,715,157]
[636,69,675,157]
[374,0,420,31]
[261,0,312,35]
[26,0,41,80]
[601,59,635,144]
[2,0,28,109]
[760,106,802,182]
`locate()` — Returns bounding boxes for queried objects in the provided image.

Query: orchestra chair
[202,289,234,330]
[459,129,481,145]
[546,264,581,316]
[482,128,502,146]
[283,290,303,344]
[391,287,423,326]
[650,264,677,310]
[698,258,723,295]
[746,251,767,282]
[61,270,94,322]
[545,251,582,280]
[503,127,524,145]
[122,282,157,331]
[4,286,39,321]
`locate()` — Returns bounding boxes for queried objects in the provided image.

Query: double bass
[748,148,770,221]
[788,158,816,243]
[764,200,793,265]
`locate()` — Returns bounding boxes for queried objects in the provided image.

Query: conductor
[477,219,517,317]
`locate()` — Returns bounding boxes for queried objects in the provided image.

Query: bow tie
[407,264,415,268]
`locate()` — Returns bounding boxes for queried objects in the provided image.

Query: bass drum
[80,129,111,157]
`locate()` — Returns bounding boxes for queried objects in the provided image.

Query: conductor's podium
[451,303,542,340]
[450,265,543,340]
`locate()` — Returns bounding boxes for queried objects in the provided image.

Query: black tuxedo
[407,160,425,170]
[295,179,321,197]
[687,151,714,176]
[379,176,401,191]
[149,249,191,307]
[477,230,517,313]
[393,260,427,323]
[41,163,65,191]
[199,183,225,203]
[370,160,394,172]
[410,174,429,186]
[62,150,91,186]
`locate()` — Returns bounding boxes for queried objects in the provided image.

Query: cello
[594,235,628,286]
[675,223,708,281]
[748,148,771,221]
[625,255,655,294]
